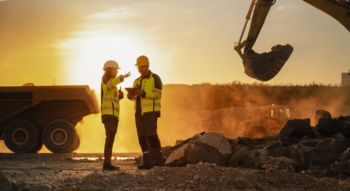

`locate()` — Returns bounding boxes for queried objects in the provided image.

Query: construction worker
[127,55,164,169]
[101,60,130,171]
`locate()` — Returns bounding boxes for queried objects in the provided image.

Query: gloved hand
[135,89,145,97]
[119,72,131,81]
[127,92,135,100]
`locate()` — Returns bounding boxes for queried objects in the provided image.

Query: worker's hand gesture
[123,72,131,78]
[119,72,131,81]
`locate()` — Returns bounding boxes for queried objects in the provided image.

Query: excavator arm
[235,0,350,81]
[304,0,350,32]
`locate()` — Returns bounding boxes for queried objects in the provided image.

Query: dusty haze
[0,83,349,153]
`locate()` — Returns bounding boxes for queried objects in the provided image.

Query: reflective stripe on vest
[101,82,120,117]
[133,73,161,115]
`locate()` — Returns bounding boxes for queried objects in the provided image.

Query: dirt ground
[1,153,350,191]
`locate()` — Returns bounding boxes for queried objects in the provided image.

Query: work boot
[138,152,153,170]
[103,164,120,171]
[150,149,165,167]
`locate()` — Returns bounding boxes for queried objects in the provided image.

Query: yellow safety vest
[133,73,161,115]
[101,77,122,118]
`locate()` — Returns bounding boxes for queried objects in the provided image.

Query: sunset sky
[0,0,349,89]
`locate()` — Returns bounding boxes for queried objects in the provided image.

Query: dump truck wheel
[30,137,44,153]
[4,120,42,153]
[71,135,80,151]
[43,120,77,153]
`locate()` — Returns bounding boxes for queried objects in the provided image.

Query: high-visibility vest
[101,77,122,118]
[133,73,161,115]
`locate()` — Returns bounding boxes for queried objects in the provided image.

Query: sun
[59,30,160,91]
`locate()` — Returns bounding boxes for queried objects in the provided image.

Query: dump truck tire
[43,120,77,153]
[4,120,42,153]
[29,135,44,153]
[71,135,80,151]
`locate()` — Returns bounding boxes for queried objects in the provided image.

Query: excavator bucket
[235,0,293,81]
[242,44,293,81]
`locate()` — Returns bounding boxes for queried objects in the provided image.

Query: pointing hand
[123,72,131,78]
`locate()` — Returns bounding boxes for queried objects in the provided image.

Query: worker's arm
[142,74,162,99]
[106,72,131,90]
[106,76,123,90]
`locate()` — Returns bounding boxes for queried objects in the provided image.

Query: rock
[0,172,13,191]
[165,143,188,166]
[165,132,231,166]
[316,117,350,137]
[279,119,314,142]
[338,147,350,162]
[228,144,263,168]
[315,110,332,123]
[263,156,296,173]
[310,138,350,166]
[288,137,350,172]
[316,118,340,137]
[165,141,225,166]
[161,146,176,160]
[194,132,232,155]
[331,162,350,175]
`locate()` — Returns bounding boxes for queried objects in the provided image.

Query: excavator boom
[304,0,350,32]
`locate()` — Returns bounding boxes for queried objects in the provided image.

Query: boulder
[314,110,332,123]
[287,137,350,172]
[165,132,232,166]
[309,138,350,166]
[228,144,261,168]
[331,162,350,175]
[316,117,350,137]
[229,140,297,173]
[165,141,225,166]
[331,148,350,175]
[279,119,314,142]
[194,132,232,155]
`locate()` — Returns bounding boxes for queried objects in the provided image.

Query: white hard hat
[103,60,120,71]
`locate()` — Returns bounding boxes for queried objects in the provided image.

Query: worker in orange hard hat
[127,55,164,169]
[101,60,131,171]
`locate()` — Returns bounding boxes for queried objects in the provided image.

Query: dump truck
[0,85,99,153]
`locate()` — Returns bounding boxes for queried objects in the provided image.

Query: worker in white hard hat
[127,55,164,169]
[101,60,131,171]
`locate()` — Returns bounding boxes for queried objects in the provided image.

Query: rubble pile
[164,115,350,177]
[0,172,14,191]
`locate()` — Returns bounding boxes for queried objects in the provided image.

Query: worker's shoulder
[134,76,142,81]
[151,72,161,81]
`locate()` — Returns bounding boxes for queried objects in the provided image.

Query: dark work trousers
[135,113,163,166]
[102,115,119,165]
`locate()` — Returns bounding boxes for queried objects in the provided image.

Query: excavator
[235,0,350,81]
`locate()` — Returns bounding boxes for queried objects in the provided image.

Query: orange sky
[0,0,349,87]
[0,0,349,153]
